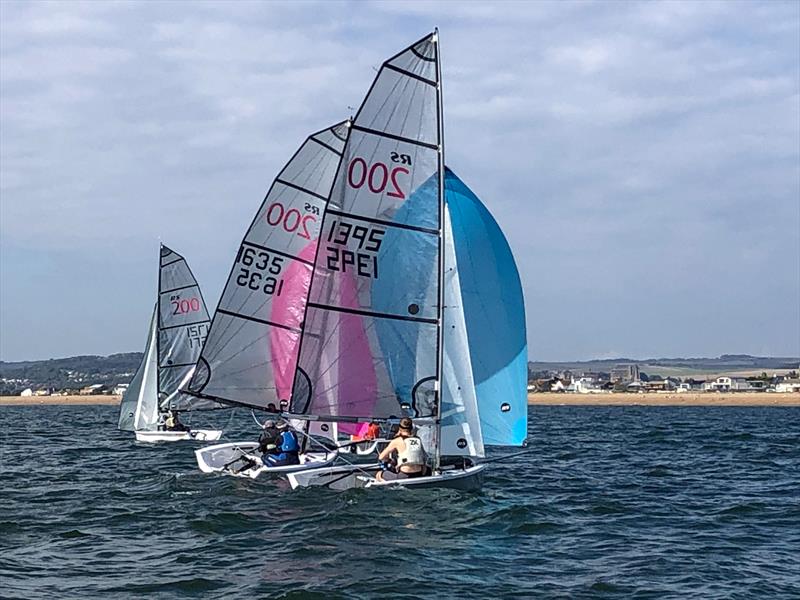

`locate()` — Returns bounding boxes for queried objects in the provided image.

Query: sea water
[1,405,798,599]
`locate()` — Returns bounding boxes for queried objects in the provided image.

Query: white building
[20,388,33,397]
[776,380,800,393]
[703,377,751,392]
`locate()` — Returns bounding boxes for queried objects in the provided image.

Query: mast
[433,28,445,473]
[156,243,164,411]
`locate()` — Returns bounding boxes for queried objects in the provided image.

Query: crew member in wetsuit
[263,419,300,467]
[257,420,281,458]
[375,417,426,481]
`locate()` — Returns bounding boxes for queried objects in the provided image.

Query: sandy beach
[528,392,800,406]
[1,393,798,407]
[0,395,123,406]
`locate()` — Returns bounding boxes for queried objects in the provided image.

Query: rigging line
[294,430,376,477]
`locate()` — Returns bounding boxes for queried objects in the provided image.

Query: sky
[1,0,798,362]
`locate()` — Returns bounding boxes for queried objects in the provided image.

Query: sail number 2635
[235,246,285,296]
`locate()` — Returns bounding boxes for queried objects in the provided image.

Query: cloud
[1,0,798,361]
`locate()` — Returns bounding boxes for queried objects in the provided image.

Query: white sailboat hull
[287,463,486,492]
[194,441,338,479]
[134,429,222,443]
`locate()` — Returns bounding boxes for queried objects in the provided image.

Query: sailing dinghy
[285,31,528,492]
[118,244,223,443]
[186,122,351,477]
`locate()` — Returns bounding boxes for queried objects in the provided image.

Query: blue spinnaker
[445,167,528,446]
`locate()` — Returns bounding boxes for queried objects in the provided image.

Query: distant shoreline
[0,395,122,406]
[528,392,800,406]
[1,393,798,407]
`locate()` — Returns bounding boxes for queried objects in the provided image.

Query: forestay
[187,122,349,411]
[444,168,528,446]
[292,33,444,427]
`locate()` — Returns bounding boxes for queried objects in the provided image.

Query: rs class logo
[390,152,412,165]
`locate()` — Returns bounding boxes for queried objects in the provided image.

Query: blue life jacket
[279,430,300,453]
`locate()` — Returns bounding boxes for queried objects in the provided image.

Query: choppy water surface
[1,405,798,599]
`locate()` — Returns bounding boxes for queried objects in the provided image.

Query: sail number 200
[347,158,408,199]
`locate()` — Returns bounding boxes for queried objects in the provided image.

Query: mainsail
[156,245,213,411]
[117,245,213,432]
[186,122,349,410]
[292,34,447,439]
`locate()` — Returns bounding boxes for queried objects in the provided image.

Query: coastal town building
[776,380,800,393]
[611,364,640,383]
[703,377,752,392]
[79,384,105,395]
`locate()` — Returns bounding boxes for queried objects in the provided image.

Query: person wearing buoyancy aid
[375,417,426,481]
[257,420,280,456]
[263,419,300,467]
[164,410,188,431]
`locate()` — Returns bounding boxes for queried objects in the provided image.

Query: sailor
[257,420,281,456]
[375,417,426,481]
[165,410,188,432]
[263,419,300,467]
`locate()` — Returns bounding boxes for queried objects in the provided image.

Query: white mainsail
[288,33,483,465]
[186,122,349,410]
